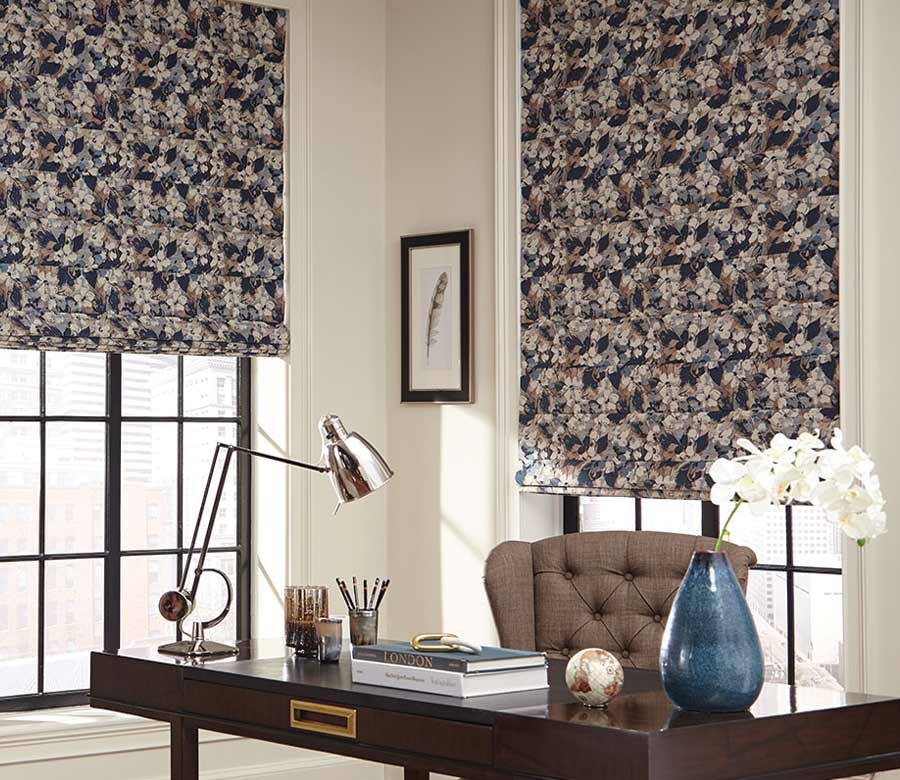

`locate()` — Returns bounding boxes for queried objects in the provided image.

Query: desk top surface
[95,640,893,734]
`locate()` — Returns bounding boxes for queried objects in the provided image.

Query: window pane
[579,497,635,531]
[794,572,843,689]
[0,349,39,415]
[45,352,106,416]
[197,552,237,643]
[44,558,103,692]
[45,422,105,554]
[724,503,786,565]
[122,423,178,550]
[184,357,237,417]
[184,422,238,547]
[0,422,40,555]
[121,555,178,648]
[0,561,38,696]
[122,355,178,417]
[792,505,842,569]
[640,499,702,534]
[746,569,789,684]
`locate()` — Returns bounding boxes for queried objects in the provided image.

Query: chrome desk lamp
[157,414,392,659]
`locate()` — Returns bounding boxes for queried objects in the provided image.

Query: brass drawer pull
[290,699,357,739]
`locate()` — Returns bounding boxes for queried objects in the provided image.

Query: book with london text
[350,642,546,673]
[350,658,549,698]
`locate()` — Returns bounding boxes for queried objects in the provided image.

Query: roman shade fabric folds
[0,0,288,356]
[518,0,839,499]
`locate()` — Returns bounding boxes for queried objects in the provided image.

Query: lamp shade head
[319,414,393,507]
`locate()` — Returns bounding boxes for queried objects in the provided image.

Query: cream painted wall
[384,0,498,644]
[299,0,389,610]
[858,0,900,701]
[256,0,389,677]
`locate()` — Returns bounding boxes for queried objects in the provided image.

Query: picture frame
[401,230,472,403]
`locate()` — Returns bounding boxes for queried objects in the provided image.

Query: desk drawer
[183,680,492,766]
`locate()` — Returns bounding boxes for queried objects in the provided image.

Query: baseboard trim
[0,717,238,766]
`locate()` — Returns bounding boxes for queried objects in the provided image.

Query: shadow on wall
[386,402,496,645]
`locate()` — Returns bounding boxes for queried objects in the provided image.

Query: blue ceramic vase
[659,550,764,712]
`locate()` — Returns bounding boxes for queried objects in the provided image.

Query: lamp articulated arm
[157,414,393,658]
[160,443,328,634]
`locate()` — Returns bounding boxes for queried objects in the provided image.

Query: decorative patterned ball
[565,648,625,708]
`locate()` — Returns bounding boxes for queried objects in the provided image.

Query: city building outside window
[0,352,251,710]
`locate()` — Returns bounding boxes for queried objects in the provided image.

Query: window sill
[0,705,239,766]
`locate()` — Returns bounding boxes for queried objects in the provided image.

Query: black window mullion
[176,356,185,642]
[634,497,642,530]
[701,500,720,538]
[562,496,579,534]
[104,354,122,654]
[236,357,251,642]
[176,357,184,593]
[37,352,46,695]
[785,504,796,687]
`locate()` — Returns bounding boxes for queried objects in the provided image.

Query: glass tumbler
[316,617,343,662]
[285,585,328,657]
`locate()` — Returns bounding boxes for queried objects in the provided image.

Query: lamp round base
[158,639,239,659]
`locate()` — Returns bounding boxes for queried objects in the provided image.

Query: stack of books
[350,642,548,697]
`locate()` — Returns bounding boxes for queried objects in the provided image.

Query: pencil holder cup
[285,585,328,658]
[349,609,378,646]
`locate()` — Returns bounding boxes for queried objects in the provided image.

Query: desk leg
[171,718,199,780]
[403,770,428,780]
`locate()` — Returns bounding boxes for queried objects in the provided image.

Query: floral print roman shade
[0,0,287,356]
[518,0,839,499]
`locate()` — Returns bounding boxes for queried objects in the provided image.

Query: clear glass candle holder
[285,585,328,657]
[316,617,343,662]
[349,608,378,646]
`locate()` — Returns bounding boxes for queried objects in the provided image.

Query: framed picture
[401,230,472,403]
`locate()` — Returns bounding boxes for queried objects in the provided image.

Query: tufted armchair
[484,530,757,669]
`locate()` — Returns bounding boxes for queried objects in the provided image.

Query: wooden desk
[90,642,900,780]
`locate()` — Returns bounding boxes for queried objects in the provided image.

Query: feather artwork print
[425,271,448,365]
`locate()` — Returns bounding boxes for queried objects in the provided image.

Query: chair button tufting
[621,650,630,659]
[564,571,574,580]
[624,572,634,582]
[593,612,602,621]
[653,614,662,623]
[562,647,570,656]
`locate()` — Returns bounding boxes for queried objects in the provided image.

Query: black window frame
[563,497,843,686]
[0,352,252,711]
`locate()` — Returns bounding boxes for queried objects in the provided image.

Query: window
[0,351,251,710]
[564,497,844,689]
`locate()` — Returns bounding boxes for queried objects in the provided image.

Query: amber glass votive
[316,617,343,662]
[285,585,328,657]
[349,608,378,646]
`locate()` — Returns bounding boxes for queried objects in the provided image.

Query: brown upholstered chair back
[484,530,757,670]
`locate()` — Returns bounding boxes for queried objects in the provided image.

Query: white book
[350,658,549,698]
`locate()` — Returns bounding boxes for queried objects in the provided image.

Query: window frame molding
[0,354,252,712]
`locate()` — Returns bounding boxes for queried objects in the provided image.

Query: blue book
[351,642,546,673]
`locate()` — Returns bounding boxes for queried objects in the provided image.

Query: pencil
[374,578,390,610]
[369,578,380,609]
[335,578,352,610]
[352,576,359,611]
[363,579,368,612]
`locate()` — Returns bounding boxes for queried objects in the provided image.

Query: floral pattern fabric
[518,0,839,498]
[0,0,287,355]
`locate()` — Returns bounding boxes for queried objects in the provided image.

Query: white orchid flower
[708,427,886,550]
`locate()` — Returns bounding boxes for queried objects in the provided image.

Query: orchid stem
[715,499,744,552]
